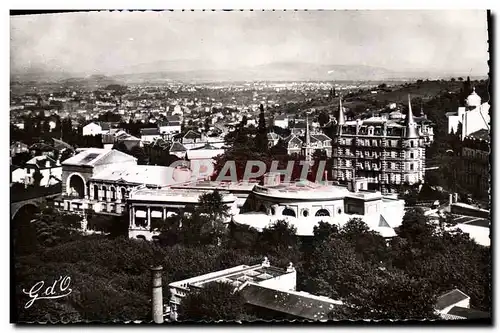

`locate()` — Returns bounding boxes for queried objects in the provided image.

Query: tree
[129,146,149,165]
[32,168,43,187]
[395,208,435,246]
[240,115,248,127]
[340,218,390,264]
[59,149,74,163]
[259,219,300,266]
[255,104,269,152]
[204,117,210,132]
[317,111,330,127]
[31,205,83,248]
[330,269,438,320]
[177,282,248,321]
[11,152,32,167]
[113,141,129,154]
[198,190,230,224]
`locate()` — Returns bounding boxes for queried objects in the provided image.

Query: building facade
[331,96,434,193]
[232,176,405,238]
[127,186,238,240]
[446,88,490,139]
[457,129,490,199]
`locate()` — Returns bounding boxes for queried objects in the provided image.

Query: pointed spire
[405,94,417,138]
[305,113,311,146]
[338,96,345,125]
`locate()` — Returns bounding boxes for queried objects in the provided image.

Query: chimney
[151,266,164,324]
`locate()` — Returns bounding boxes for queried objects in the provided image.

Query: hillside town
[11,10,491,325]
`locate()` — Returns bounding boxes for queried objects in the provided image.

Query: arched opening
[93,185,99,200]
[282,208,296,218]
[110,187,116,201]
[68,174,85,198]
[136,235,146,241]
[315,209,330,217]
[102,186,107,201]
[121,188,126,201]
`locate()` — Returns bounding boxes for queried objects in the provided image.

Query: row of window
[336,149,421,159]
[90,185,130,201]
[335,138,421,148]
[259,205,342,218]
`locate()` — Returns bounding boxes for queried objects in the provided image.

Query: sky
[10,10,490,76]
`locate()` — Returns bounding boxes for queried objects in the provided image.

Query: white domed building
[447,87,490,139]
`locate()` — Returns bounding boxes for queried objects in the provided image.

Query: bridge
[10,184,62,220]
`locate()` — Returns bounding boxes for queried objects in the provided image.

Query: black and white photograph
[9,8,492,324]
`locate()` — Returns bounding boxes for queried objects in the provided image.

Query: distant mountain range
[10,61,488,85]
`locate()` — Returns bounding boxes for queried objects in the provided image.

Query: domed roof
[466,87,482,107]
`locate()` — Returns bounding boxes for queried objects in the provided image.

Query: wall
[463,104,490,138]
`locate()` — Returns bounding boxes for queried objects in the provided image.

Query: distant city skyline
[11,10,489,77]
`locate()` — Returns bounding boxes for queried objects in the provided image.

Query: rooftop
[91,165,177,186]
[435,289,470,311]
[241,283,342,321]
[129,186,237,203]
[447,306,490,320]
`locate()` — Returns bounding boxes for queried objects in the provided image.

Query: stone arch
[12,203,40,222]
[315,208,331,217]
[67,173,86,198]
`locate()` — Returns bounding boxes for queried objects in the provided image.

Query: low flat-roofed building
[232,177,405,237]
[127,186,238,240]
[168,257,342,321]
[435,289,490,321]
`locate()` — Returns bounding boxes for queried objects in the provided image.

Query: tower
[403,95,421,185]
[304,114,312,162]
[337,96,346,125]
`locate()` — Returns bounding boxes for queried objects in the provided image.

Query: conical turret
[405,94,418,138]
[337,97,346,125]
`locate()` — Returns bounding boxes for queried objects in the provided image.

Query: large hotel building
[330,96,434,194]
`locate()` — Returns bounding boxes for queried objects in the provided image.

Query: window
[337,208,342,215]
[315,209,330,217]
[410,164,414,171]
[302,209,309,217]
[410,152,414,159]
[282,208,296,217]
[410,141,414,148]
